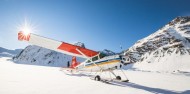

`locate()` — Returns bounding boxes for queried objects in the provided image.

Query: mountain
[0,47,22,57]
[13,42,87,67]
[101,49,116,56]
[13,45,85,67]
[74,42,86,48]
[123,16,190,72]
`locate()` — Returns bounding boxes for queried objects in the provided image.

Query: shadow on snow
[108,81,190,94]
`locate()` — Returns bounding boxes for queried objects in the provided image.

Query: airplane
[18,31,131,82]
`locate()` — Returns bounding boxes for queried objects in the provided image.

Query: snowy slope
[13,42,87,67]
[1,57,190,94]
[13,45,79,67]
[0,47,22,57]
[123,16,190,72]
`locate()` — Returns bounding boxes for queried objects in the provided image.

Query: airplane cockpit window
[90,53,107,62]
[99,53,107,59]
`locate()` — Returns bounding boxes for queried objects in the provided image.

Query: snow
[132,48,190,73]
[0,47,22,57]
[123,16,190,73]
[13,45,84,67]
[1,57,190,94]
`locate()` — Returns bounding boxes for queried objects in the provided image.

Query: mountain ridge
[0,47,22,57]
[123,16,190,72]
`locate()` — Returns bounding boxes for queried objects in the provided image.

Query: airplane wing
[18,31,99,59]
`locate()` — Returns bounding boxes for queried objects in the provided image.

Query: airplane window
[99,53,107,59]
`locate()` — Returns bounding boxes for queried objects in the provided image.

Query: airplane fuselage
[76,55,122,72]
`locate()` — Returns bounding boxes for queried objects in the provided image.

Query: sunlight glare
[17,18,36,36]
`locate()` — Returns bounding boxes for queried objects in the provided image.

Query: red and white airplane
[18,31,131,82]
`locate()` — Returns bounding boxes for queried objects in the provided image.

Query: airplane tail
[70,56,80,68]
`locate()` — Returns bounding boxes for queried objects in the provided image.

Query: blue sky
[0,0,190,52]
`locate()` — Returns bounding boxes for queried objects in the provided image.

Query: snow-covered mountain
[13,45,74,67]
[74,42,86,48]
[0,47,22,57]
[13,42,87,67]
[101,49,116,56]
[123,16,190,72]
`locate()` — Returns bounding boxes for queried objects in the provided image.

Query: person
[67,61,70,68]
